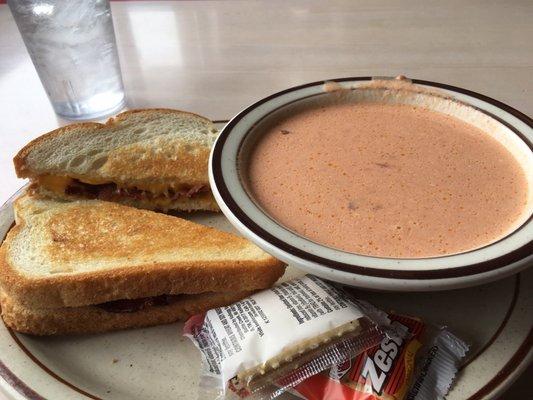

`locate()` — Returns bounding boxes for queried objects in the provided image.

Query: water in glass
[8,0,125,120]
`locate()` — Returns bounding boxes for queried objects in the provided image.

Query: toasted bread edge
[1,289,254,335]
[14,108,215,179]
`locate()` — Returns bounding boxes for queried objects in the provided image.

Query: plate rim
[0,274,530,400]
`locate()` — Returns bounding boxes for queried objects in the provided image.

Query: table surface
[0,1,531,398]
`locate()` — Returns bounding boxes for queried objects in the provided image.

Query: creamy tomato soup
[247,102,528,258]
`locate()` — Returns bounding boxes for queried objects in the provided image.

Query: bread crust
[14,122,100,178]
[14,108,220,212]
[1,290,253,335]
[14,108,215,179]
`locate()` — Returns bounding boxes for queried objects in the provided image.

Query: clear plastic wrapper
[183,275,391,400]
[291,314,469,400]
[407,327,469,400]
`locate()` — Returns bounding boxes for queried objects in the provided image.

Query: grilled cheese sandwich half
[0,194,286,335]
[15,109,220,212]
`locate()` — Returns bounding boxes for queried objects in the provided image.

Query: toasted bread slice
[14,109,220,212]
[0,194,285,309]
[1,290,253,335]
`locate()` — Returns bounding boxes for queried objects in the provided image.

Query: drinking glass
[8,0,125,120]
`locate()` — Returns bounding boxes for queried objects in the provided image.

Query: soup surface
[247,102,529,258]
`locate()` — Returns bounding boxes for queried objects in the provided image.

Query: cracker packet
[183,275,392,399]
[291,314,469,400]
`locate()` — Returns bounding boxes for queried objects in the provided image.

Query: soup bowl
[209,77,533,291]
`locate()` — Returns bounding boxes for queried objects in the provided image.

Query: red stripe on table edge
[0,0,213,4]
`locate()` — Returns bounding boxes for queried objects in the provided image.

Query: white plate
[0,187,531,400]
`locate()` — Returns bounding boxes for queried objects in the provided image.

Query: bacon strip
[65,179,208,202]
[96,294,185,313]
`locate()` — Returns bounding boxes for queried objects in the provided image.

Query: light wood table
[0,1,531,398]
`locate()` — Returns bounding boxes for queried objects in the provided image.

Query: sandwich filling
[96,294,185,313]
[34,174,211,206]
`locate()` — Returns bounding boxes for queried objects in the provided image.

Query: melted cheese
[36,174,211,205]
[36,175,73,194]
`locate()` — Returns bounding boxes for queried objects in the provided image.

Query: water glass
[8,0,125,120]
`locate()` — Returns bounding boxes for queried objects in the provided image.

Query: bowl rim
[210,76,533,281]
